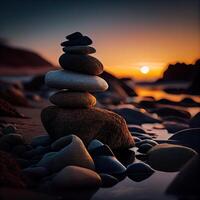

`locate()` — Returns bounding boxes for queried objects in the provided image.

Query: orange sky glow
[37,28,200,81]
[3,1,199,81]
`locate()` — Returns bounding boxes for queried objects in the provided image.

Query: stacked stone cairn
[47,32,108,109]
[42,32,134,150]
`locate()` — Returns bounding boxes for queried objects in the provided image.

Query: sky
[1,0,200,80]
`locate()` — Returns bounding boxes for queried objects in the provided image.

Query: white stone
[45,70,108,92]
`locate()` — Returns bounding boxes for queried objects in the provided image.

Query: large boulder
[147,144,197,172]
[41,106,134,149]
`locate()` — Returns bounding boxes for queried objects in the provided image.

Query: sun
[140,66,150,74]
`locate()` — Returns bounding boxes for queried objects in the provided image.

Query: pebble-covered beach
[0,32,200,200]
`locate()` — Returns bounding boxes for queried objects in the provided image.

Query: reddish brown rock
[49,91,96,108]
[41,106,134,149]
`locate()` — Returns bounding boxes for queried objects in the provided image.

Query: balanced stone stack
[42,32,134,150]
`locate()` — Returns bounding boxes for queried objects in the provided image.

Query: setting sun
[140,66,150,74]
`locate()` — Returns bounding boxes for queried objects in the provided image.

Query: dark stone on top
[61,36,92,47]
[66,32,83,40]
[0,97,24,118]
[127,162,154,182]
[63,46,96,55]
[59,54,103,75]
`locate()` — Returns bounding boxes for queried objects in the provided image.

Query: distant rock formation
[157,59,200,95]
[98,71,137,104]
[187,66,200,95]
[0,41,54,75]
[157,59,200,83]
